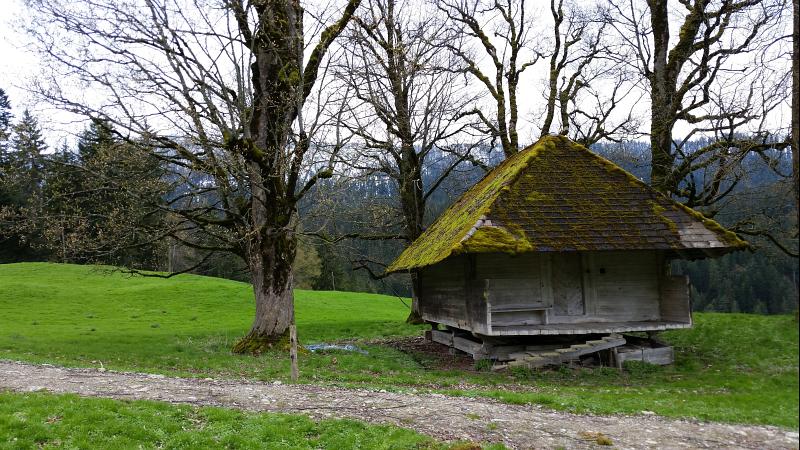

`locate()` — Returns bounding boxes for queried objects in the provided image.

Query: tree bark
[398,143,425,324]
[398,153,425,324]
[232,0,303,353]
[792,0,799,214]
[648,0,677,194]
[232,212,297,353]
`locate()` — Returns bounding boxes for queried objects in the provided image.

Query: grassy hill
[1,262,798,428]
[0,262,426,381]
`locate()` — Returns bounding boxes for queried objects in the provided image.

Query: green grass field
[1,263,798,428]
[0,391,461,449]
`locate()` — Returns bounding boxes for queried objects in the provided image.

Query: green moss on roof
[457,225,533,254]
[387,135,748,273]
[386,139,552,273]
[672,201,749,248]
[650,202,679,234]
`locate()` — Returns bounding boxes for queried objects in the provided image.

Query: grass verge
[0,390,468,449]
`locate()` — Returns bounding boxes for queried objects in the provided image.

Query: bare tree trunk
[793,0,799,214]
[650,109,675,194]
[648,0,676,195]
[232,0,302,353]
[233,217,297,353]
[22,0,362,355]
[398,149,425,324]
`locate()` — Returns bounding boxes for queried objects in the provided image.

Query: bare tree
[23,0,362,353]
[539,0,641,145]
[332,0,484,322]
[436,0,543,157]
[605,0,791,205]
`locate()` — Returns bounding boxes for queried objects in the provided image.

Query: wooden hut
[387,136,748,365]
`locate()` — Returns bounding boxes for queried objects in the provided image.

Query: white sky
[0,0,79,148]
[0,0,597,149]
[0,0,792,150]
[1,1,44,116]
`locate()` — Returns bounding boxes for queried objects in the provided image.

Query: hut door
[551,253,585,316]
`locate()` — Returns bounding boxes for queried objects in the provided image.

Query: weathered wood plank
[419,256,469,327]
[453,336,484,355]
[488,320,691,336]
[491,303,550,313]
[491,315,546,327]
[485,278,548,308]
[660,274,691,324]
[476,253,540,279]
[430,330,454,346]
[485,345,526,360]
[616,346,674,366]
[589,251,660,322]
[551,252,585,317]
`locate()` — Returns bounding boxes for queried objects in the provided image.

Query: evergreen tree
[40,142,83,263]
[1,88,15,199]
[10,109,47,194]
[0,109,48,262]
[77,119,115,161]
[38,121,167,267]
[0,88,11,155]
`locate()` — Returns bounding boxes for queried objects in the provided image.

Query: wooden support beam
[453,336,484,356]
[430,330,454,346]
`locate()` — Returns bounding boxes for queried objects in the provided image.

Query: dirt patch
[383,336,476,371]
[1,360,797,449]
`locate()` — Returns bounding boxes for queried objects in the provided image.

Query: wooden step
[570,344,592,350]
[505,335,628,369]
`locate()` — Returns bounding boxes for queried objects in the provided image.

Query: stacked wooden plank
[506,334,626,368]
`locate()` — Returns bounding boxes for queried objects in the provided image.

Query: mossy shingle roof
[387,135,748,272]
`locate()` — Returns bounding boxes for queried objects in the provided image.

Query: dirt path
[0,361,796,449]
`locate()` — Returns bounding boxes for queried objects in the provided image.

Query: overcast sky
[2,0,569,149]
[0,0,792,150]
[0,0,70,146]
[1,0,43,114]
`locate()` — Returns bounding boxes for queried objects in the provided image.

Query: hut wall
[550,253,585,317]
[418,255,486,331]
[474,253,549,328]
[419,250,688,335]
[583,251,661,322]
[659,274,692,323]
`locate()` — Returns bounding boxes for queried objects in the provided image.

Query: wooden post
[289,323,298,382]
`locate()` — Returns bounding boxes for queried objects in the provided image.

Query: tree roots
[405,310,425,325]
[231,330,290,355]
